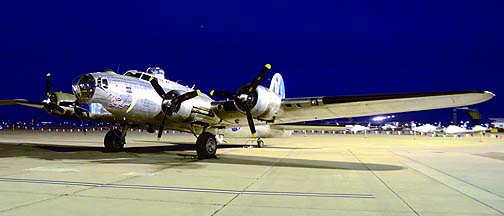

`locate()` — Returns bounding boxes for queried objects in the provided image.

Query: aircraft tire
[196,132,217,159]
[104,129,125,152]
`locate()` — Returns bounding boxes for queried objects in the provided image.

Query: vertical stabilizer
[269,73,285,99]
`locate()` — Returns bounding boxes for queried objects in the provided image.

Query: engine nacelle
[45,92,77,118]
[160,90,195,121]
[236,86,281,120]
[168,101,192,120]
[48,106,76,119]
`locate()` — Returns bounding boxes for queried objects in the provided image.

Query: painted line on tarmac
[348,150,421,216]
[0,177,374,199]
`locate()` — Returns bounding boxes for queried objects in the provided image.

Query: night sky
[0,1,502,124]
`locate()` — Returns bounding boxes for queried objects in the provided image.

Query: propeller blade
[54,105,65,113]
[247,64,271,93]
[241,101,257,137]
[149,77,167,99]
[74,101,84,116]
[157,111,168,141]
[46,73,51,97]
[32,109,43,124]
[80,115,87,135]
[73,103,89,135]
[209,90,234,98]
[172,90,201,105]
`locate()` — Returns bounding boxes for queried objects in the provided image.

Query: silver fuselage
[72,71,220,133]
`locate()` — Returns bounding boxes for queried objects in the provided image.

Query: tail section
[467,109,482,125]
[269,73,285,99]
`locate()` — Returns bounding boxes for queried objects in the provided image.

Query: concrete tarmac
[0,130,503,215]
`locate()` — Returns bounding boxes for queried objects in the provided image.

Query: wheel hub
[113,138,123,149]
[206,139,216,152]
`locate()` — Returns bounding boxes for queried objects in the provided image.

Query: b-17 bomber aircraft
[0,64,495,158]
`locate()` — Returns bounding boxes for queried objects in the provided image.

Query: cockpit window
[125,71,142,79]
[102,79,108,89]
[96,77,109,89]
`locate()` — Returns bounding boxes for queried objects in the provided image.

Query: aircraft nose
[72,74,96,103]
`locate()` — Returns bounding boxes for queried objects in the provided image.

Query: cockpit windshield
[146,67,165,79]
[123,68,165,81]
[124,70,142,79]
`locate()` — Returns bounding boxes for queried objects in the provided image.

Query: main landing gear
[102,125,218,159]
[195,132,217,159]
[194,133,264,158]
[104,125,128,152]
[102,127,259,159]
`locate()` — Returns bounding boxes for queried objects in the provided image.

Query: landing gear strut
[196,132,217,159]
[256,138,264,148]
[104,125,128,152]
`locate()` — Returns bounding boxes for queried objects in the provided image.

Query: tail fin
[467,109,482,125]
[269,73,285,99]
[456,107,483,125]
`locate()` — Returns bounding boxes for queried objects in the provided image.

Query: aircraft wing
[0,99,44,109]
[273,91,494,124]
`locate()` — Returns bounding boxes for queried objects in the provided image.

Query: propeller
[43,73,65,113]
[44,73,89,134]
[149,76,201,141]
[209,64,272,137]
[46,72,51,97]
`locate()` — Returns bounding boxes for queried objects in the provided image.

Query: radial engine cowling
[46,92,78,118]
[167,100,193,120]
[235,86,281,120]
[159,90,196,121]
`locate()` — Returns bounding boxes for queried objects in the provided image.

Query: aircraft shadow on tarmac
[0,141,404,171]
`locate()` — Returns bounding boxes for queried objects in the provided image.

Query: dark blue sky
[0,0,502,123]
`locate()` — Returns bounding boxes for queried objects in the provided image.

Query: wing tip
[0,99,29,104]
[484,91,496,97]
